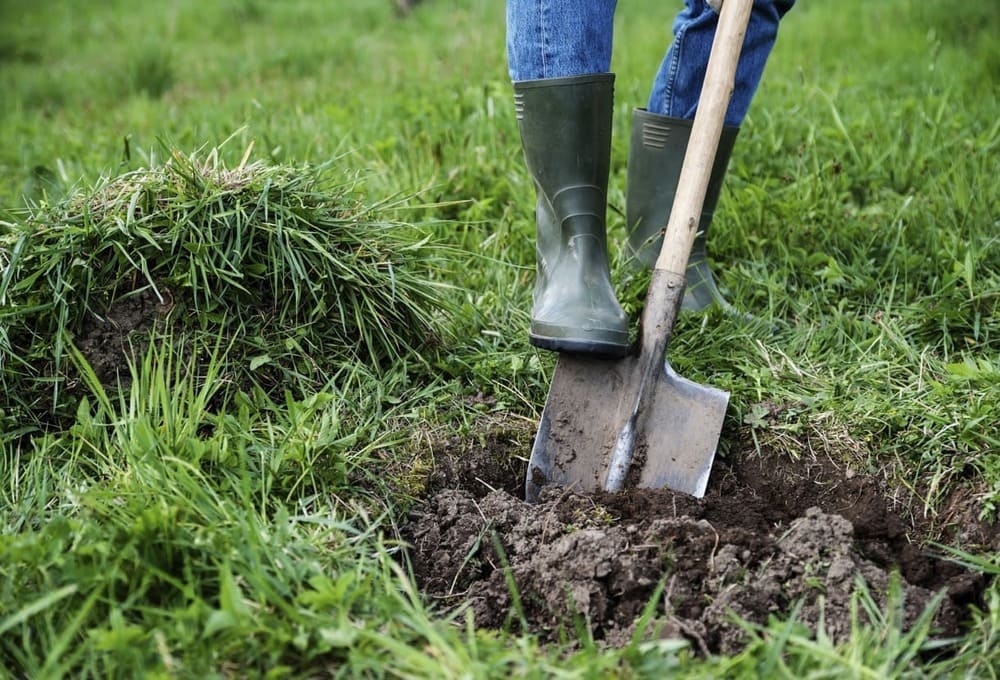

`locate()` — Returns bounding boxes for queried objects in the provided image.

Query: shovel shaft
[653,0,753,277]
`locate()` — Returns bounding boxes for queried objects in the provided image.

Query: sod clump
[0,146,455,429]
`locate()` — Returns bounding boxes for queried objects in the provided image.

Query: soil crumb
[404,426,991,654]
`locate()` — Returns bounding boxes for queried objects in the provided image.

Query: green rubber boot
[514,74,629,357]
[626,108,739,312]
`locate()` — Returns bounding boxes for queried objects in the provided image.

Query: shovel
[525,0,752,502]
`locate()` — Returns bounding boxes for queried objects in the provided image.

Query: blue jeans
[506,0,794,126]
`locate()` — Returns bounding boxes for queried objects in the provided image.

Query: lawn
[1,0,998,676]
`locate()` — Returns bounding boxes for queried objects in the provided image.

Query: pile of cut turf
[0,147,454,429]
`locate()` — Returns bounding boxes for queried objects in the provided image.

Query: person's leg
[629,0,793,313]
[649,0,795,125]
[506,0,617,81]
[507,1,629,355]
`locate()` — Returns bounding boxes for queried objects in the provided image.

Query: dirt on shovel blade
[403,418,996,654]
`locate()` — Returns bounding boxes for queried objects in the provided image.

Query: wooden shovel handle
[653,0,753,274]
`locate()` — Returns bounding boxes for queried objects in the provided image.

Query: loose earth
[403,420,995,654]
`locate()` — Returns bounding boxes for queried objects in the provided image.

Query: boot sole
[529,333,630,359]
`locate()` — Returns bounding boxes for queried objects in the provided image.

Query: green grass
[1,0,998,676]
[1,144,456,430]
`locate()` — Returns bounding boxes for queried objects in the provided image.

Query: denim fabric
[506,0,618,80]
[649,0,794,125]
[506,0,794,126]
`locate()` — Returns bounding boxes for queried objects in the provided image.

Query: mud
[403,419,995,654]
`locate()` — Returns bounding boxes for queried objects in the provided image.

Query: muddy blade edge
[526,354,729,501]
[525,354,631,502]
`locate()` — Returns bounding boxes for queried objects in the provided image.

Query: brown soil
[403,418,996,654]
[75,287,173,387]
